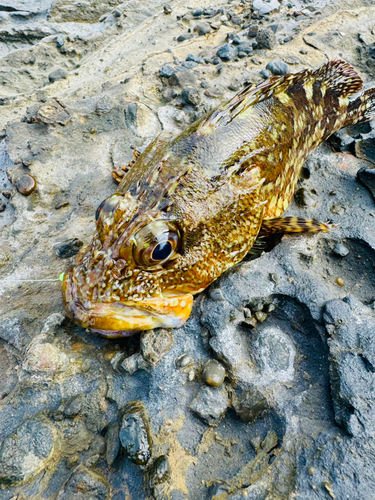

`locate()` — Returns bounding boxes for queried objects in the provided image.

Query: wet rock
[140,328,174,365]
[48,68,68,83]
[53,238,84,259]
[57,466,110,500]
[193,21,211,36]
[217,43,238,61]
[147,455,171,491]
[253,0,280,15]
[202,359,226,387]
[324,296,375,436]
[175,353,194,369]
[266,60,289,75]
[181,87,200,106]
[260,69,271,79]
[125,102,161,138]
[256,27,277,50]
[14,173,36,196]
[159,64,175,78]
[105,421,120,466]
[357,167,375,202]
[119,401,152,465]
[333,243,350,257]
[120,353,149,375]
[233,388,270,423]
[190,386,228,426]
[203,8,218,17]
[0,419,55,486]
[25,101,71,126]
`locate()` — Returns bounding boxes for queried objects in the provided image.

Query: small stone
[182,60,197,69]
[121,353,149,375]
[333,243,350,257]
[169,70,197,87]
[256,27,277,50]
[231,15,242,25]
[248,25,259,38]
[242,317,257,328]
[105,421,120,466]
[194,21,211,36]
[175,353,194,369]
[48,68,67,83]
[190,386,228,426]
[203,8,218,17]
[147,455,171,490]
[181,87,200,106]
[217,43,238,61]
[266,60,289,75]
[163,4,172,14]
[56,34,64,48]
[336,277,344,287]
[260,69,271,79]
[204,86,224,98]
[14,174,36,196]
[125,102,161,138]
[234,388,270,423]
[140,329,174,365]
[228,78,242,91]
[119,401,152,465]
[53,238,83,259]
[300,48,308,54]
[226,33,240,44]
[57,467,109,499]
[177,33,193,42]
[203,359,226,387]
[159,65,175,78]
[253,0,280,14]
[64,396,84,418]
[255,311,267,322]
[186,53,204,64]
[261,430,278,452]
[236,42,253,54]
[95,95,113,114]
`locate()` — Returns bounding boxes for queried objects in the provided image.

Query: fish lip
[62,268,193,337]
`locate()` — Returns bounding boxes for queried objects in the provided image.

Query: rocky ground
[1,0,375,498]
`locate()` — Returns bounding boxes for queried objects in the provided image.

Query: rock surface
[1,0,375,498]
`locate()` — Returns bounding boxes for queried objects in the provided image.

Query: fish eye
[133,221,180,267]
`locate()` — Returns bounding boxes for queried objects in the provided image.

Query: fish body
[63,59,375,336]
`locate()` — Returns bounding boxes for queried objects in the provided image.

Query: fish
[62,58,375,337]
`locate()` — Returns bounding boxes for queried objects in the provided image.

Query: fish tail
[343,87,375,127]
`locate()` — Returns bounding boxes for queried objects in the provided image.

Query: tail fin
[344,87,375,126]
[312,58,363,98]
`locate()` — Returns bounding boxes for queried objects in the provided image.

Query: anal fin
[259,217,332,237]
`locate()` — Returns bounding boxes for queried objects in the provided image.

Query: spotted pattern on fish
[63,59,375,335]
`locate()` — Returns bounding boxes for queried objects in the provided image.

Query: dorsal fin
[200,59,363,129]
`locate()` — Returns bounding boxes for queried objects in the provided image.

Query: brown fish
[62,59,375,337]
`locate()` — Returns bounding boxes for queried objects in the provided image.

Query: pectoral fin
[259,217,332,237]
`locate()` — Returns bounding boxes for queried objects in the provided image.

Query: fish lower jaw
[63,276,193,337]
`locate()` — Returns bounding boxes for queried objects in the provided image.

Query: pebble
[119,401,152,465]
[175,353,194,369]
[248,25,259,37]
[192,8,203,16]
[147,455,171,490]
[53,238,84,258]
[140,328,174,365]
[48,68,67,83]
[169,70,197,87]
[255,311,267,322]
[217,43,238,61]
[194,21,211,36]
[121,353,148,375]
[231,15,242,25]
[253,0,280,14]
[177,33,193,42]
[186,53,204,64]
[56,34,64,48]
[159,65,175,78]
[182,61,198,69]
[163,4,172,14]
[266,60,289,75]
[190,386,229,426]
[333,243,350,257]
[260,69,271,79]
[226,33,240,44]
[236,42,253,55]
[203,359,226,387]
[14,174,36,196]
[234,388,269,423]
[182,87,200,106]
[256,27,277,50]
[203,8,218,17]
[336,277,344,287]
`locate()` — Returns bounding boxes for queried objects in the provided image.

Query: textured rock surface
[1,0,375,498]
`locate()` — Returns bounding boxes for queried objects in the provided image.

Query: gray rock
[57,466,109,500]
[48,68,68,83]
[119,401,152,465]
[217,43,238,61]
[159,64,175,78]
[186,53,204,64]
[169,70,197,87]
[96,95,114,115]
[256,27,277,49]
[202,359,226,387]
[190,386,228,426]
[194,21,211,36]
[0,419,55,486]
[253,0,280,15]
[140,328,174,365]
[181,87,200,106]
[236,42,253,54]
[56,34,64,48]
[121,353,149,374]
[177,33,193,42]
[182,60,197,69]
[333,242,350,257]
[124,102,161,138]
[53,238,83,258]
[266,60,289,75]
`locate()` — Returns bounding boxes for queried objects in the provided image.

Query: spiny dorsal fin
[312,58,363,98]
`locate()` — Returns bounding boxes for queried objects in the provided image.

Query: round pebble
[175,353,194,369]
[15,174,36,196]
[336,277,344,287]
[217,43,238,61]
[333,243,350,257]
[203,359,226,387]
[266,60,289,76]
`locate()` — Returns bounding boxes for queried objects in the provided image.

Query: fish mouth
[62,269,193,337]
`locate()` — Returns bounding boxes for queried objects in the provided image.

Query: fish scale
[63,59,375,336]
